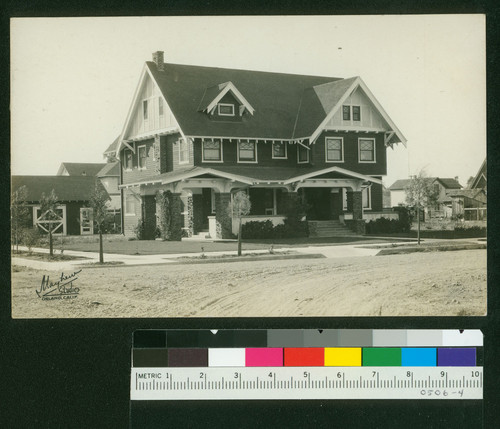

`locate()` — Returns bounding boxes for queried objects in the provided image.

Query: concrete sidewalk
[11,240,400,271]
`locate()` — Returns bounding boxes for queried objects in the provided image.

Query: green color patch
[362,348,402,366]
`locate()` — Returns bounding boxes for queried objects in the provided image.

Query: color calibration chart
[130,329,483,400]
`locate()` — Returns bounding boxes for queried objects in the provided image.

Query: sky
[10,15,486,187]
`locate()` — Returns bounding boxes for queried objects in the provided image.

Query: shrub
[241,220,308,239]
[21,227,41,253]
[392,206,412,232]
[134,220,145,240]
[366,217,405,234]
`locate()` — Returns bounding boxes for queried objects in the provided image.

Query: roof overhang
[283,166,383,185]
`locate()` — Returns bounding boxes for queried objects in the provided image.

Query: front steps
[308,220,358,237]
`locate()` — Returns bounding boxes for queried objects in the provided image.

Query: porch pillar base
[215,192,232,239]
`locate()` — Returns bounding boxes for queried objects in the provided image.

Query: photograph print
[10,15,487,318]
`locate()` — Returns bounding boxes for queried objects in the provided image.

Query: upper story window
[202,140,223,162]
[359,138,376,163]
[297,144,309,164]
[352,106,361,121]
[342,105,351,121]
[125,149,134,170]
[343,105,361,122]
[178,138,189,164]
[218,103,235,116]
[272,141,287,159]
[325,137,344,162]
[143,100,148,120]
[138,145,147,169]
[238,141,257,163]
[159,98,164,116]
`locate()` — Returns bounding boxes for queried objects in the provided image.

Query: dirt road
[11,249,486,318]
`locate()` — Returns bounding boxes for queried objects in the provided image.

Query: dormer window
[218,103,235,116]
[143,100,148,120]
[342,105,361,121]
[353,106,361,121]
[159,98,164,116]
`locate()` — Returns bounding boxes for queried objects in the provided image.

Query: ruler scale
[130,329,483,401]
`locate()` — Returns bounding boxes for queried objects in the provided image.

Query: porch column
[352,190,366,234]
[215,192,232,239]
[192,193,204,234]
[185,194,194,237]
[169,193,183,241]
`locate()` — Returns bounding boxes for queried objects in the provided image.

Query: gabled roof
[470,158,486,189]
[11,176,108,202]
[104,136,120,156]
[97,161,120,177]
[389,177,462,190]
[198,81,255,115]
[445,188,487,203]
[57,162,106,177]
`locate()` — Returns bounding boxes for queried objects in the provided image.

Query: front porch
[120,166,385,240]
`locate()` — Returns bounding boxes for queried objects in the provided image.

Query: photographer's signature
[36,270,81,300]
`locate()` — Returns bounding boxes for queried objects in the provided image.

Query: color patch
[442,330,483,347]
[372,330,407,347]
[324,348,362,366]
[284,348,324,366]
[267,330,304,347]
[133,348,169,367]
[438,348,476,366]
[362,348,401,366]
[407,330,442,346]
[208,348,245,367]
[338,330,372,346]
[167,348,208,367]
[245,348,283,367]
[303,330,339,347]
[401,348,437,366]
[133,330,167,348]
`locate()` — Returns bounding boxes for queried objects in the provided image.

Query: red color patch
[284,348,324,366]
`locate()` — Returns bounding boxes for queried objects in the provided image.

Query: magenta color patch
[245,348,284,367]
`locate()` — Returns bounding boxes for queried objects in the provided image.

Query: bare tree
[405,171,439,244]
[230,191,251,256]
[11,185,30,253]
[89,182,111,263]
[39,189,59,257]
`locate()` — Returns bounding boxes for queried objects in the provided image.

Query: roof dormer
[198,81,255,120]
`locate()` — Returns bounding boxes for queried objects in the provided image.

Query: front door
[304,188,332,220]
[80,208,94,235]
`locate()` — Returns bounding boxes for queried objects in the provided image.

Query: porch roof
[119,165,381,188]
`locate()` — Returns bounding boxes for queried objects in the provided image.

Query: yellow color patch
[324,348,362,366]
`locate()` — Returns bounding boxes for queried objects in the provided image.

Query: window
[238,141,257,162]
[202,140,223,162]
[342,105,351,121]
[297,144,309,164]
[178,138,189,164]
[125,149,134,170]
[125,195,136,215]
[352,106,361,121]
[159,98,164,116]
[138,145,147,169]
[362,186,371,209]
[218,103,235,116]
[325,137,344,162]
[359,138,376,162]
[143,100,148,120]
[272,141,287,159]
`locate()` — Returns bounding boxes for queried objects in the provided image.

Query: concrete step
[308,220,358,237]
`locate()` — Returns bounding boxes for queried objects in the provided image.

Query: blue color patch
[401,348,437,366]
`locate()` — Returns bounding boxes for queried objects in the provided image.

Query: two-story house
[117,51,406,239]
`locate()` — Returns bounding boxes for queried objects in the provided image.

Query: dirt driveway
[11,249,486,318]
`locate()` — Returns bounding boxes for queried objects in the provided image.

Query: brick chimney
[152,51,164,71]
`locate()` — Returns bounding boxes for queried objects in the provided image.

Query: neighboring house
[445,159,487,221]
[116,51,406,239]
[57,162,106,177]
[104,136,120,162]
[57,159,122,232]
[389,177,462,219]
[11,176,109,235]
